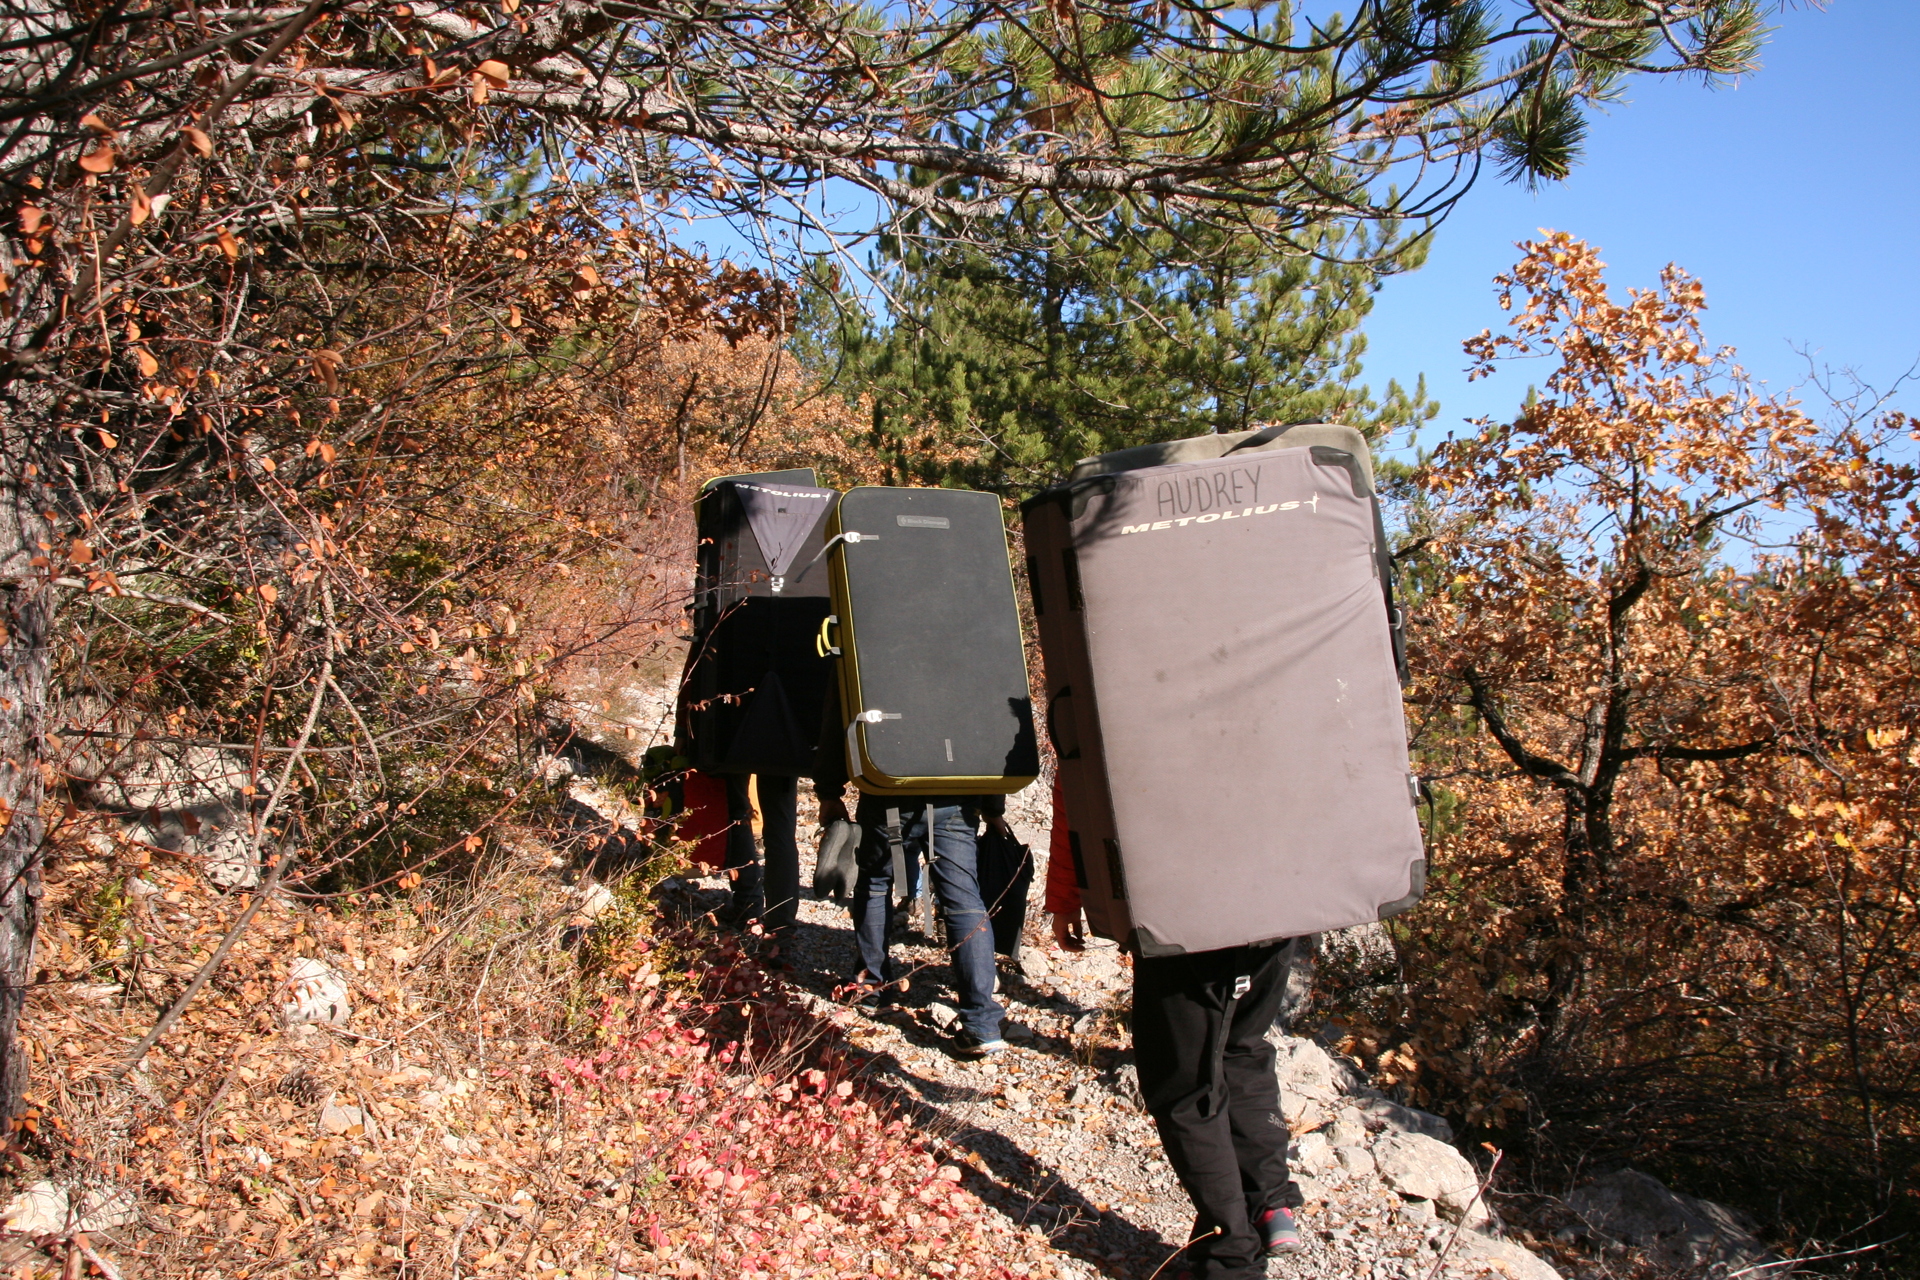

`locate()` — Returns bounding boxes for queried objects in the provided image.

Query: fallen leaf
[258,583,278,605]
[134,347,159,377]
[476,59,510,88]
[216,226,240,260]
[18,205,47,235]
[129,185,151,225]
[183,126,214,158]
[78,142,116,173]
[80,113,114,136]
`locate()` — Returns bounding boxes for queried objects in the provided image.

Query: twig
[1726,1238,1897,1277]
[108,659,331,1080]
[448,1207,480,1280]
[49,578,234,623]
[1145,1227,1219,1280]
[1422,1148,1502,1280]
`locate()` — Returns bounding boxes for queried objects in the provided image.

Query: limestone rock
[1452,1227,1564,1280]
[319,1102,369,1136]
[283,956,352,1027]
[1374,1131,1489,1227]
[2,1180,140,1236]
[1017,949,1051,981]
[1337,1146,1376,1176]
[1567,1168,1776,1274]
[926,1002,959,1031]
[1360,1094,1455,1144]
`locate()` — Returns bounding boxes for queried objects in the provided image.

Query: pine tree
[800,202,1435,491]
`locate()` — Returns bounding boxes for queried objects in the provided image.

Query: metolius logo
[1119,494,1318,536]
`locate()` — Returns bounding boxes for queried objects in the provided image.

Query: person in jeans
[814,671,1010,1057]
[719,773,802,933]
[1045,788,1303,1276]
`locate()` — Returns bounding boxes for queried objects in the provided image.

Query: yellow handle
[816,614,841,658]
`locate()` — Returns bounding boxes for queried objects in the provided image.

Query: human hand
[819,793,851,827]
[1051,911,1085,952]
[985,814,1011,837]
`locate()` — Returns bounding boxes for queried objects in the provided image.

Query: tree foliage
[802,209,1436,490]
[1361,235,1920,1253]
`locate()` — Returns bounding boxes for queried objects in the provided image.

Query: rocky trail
[553,698,1565,1280]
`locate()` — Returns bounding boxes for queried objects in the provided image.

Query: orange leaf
[80,113,114,136]
[129,184,151,226]
[216,226,240,260]
[469,73,490,105]
[476,59,510,88]
[182,126,214,158]
[69,539,94,565]
[78,142,116,173]
[134,347,159,377]
[18,205,46,235]
[258,583,278,605]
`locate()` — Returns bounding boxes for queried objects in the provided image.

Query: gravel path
[652,791,1561,1280]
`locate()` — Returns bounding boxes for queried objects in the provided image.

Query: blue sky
[1362,0,1920,454]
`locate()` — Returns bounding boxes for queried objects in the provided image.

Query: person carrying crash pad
[1043,783,1305,1276]
[813,667,1013,1058]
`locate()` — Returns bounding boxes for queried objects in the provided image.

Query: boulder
[283,956,352,1028]
[1567,1169,1777,1274]
[1374,1131,1490,1228]
[1359,1094,1455,1144]
[1452,1227,1565,1280]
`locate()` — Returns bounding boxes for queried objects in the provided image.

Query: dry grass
[20,808,1062,1280]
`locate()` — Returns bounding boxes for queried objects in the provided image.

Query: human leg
[756,774,800,931]
[848,817,898,983]
[1132,947,1272,1280]
[921,805,1002,1043]
[721,773,763,920]
[1218,942,1300,1231]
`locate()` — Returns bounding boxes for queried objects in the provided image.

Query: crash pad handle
[815,613,842,658]
[1045,685,1081,760]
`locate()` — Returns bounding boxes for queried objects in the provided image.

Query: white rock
[1329,1111,1368,1149]
[1337,1146,1376,1176]
[2,1181,140,1236]
[571,880,616,920]
[318,1102,368,1136]
[1566,1168,1775,1273]
[1360,1094,1455,1143]
[1291,1130,1331,1172]
[1275,1036,1339,1100]
[1373,1132,1489,1228]
[926,1002,959,1031]
[283,956,352,1027]
[1451,1227,1564,1280]
[1017,949,1051,980]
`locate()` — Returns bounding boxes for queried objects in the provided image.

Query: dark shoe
[840,970,898,1011]
[950,1029,1009,1059]
[1257,1205,1303,1255]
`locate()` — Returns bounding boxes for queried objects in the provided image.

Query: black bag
[820,486,1039,794]
[679,469,838,776]
[975,824,1034,958]
[812,819,858,903]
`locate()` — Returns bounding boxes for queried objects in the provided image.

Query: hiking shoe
[950,1029,1009,1059]
[1257,1205,1304,1256]
[841,971,898,1011]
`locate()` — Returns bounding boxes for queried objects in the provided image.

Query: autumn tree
[1375,234,1920,1249]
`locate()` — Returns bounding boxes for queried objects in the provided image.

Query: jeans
[851,798,1003,1042]
[723,773,800,930]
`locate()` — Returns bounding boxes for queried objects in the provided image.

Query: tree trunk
[0,438,49,1119]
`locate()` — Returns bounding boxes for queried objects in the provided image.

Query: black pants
[722,773,800,930]
[1132,940,1299,1280]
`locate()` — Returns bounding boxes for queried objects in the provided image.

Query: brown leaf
[129,184,152,226]
[258,583,278,605]
[69,539,94,565]
[216,226,240,260]
[310,348,344,394]
[476,59,511,89]
[78,142,116,173]
[80,113,114,136]
[469,74,490,106]
[182,126,214,158]
[134,347,159,377]
[18,205,47,235]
